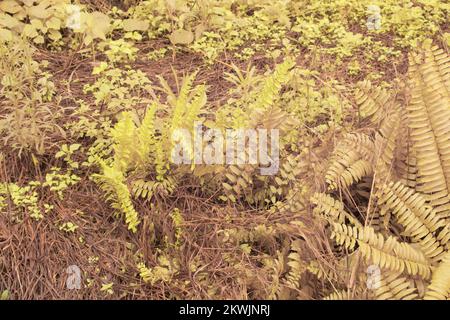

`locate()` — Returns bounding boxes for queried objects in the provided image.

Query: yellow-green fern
[93,161,140,232]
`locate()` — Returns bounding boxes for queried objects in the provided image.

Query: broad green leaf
[88,12,111,41]
[169,29,194,45]
[0,28,13,41]
[46,17,61,30]
[0,1,22,14]
[123,19,149,32]
[30,19,44,30]
[0,13,20,29]
[70,144,81,152]
[22,24,38,38]
[55,151,65,159]
[33,35,45,44]
[27,4,51,19]
[48,29,62,41]
[21,0,35,6]
[92,62,108,75]
[1,290,9,300]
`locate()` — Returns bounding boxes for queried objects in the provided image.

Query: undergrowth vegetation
[0,0,449,300]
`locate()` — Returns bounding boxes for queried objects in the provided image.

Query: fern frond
[326,147,373,191]
[354,80,393,125]
[373,107,401,184]
[169,72,206,165]
[311,193,361,226]
[307,260,343,284]
[406,44,450,218]
[342,133,375,163]
[424,251,450,300]
[323,289,353,300]
[284,240,305,290]
[136,103,157,165]
[131,177,176,200]
[110,112,139,173]
[184,85,207,127]
[378,181,446,262]
[132,179,157,200]
[331,223,431,279]
[374,271,418,300]
[170,71,197,113]
[170,71,201,132]
[409,41,450,105]
[367,209,389,232]
[94,161,140,232]
[251,58,294,112]
[396,107,418,189]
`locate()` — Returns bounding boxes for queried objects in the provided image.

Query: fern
[331,223,431,279]
[93,161,140,232]
[136,103,157,166]
[424,250,450,300]
[311,193,362,227]
[110,112,139,173]
[284,240,305,290]
[374,271,418,300]
[326,147,373,191]
[131,177,176,200]
[251,58,295,112]
[169,71,205,133]
[378,180,447,262]
[406,42,450,218]
[307,260,343,284]
[354,80,393,125]
[373,107,401,184]
[341,133,375,163]
[168,72,206,165]
[323,289,353,300]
